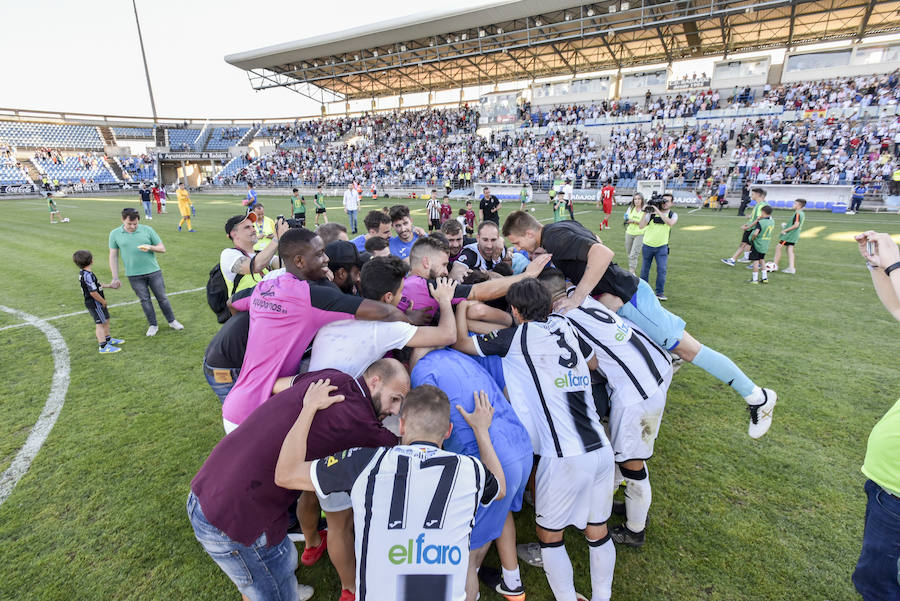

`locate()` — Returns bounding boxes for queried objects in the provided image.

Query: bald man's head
[363,358,410,420]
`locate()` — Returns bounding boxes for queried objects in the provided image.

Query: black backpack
[207,251,251,323]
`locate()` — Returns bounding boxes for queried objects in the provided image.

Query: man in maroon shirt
[188,360,408,601]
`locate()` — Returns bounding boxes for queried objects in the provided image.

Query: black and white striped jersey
[471,316,609,458]
[562,294,673,409]
[457,242,508,271]
[311,443,499,601]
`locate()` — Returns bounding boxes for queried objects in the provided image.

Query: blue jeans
[127,270,175,326]
[187,492,301,601]
[142,200,152,218]
[853,480,900,600]
[203,361,240,404]
[641,244,669,296]
[347,209,358,233]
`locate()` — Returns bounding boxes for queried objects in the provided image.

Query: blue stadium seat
[0,122,103,149]
[206,127,250,150]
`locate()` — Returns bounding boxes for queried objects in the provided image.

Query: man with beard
[388,204,419,259]
[324,240,368,295]
[440,219,475,279]
[189,361,408,601]
[221,228,411,433]
[455,221,509,273]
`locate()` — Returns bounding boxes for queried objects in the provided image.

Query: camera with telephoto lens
[646,191,667,211]
[277,215,305,229]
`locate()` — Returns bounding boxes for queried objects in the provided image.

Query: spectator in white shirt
[342,181,360,234]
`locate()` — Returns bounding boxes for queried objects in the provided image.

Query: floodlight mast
[132,0,158,123]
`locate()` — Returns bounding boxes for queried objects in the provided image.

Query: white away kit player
[454,279,616,601]
[539,269,673,548]
[273,380,505,601]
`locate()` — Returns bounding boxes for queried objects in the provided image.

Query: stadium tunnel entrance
[155,151,230,187]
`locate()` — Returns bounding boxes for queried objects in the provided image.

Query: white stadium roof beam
[225,0,900,101]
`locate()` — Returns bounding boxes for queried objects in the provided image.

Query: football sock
[105,336,111,343]
[761,269,768,281]
[691,344,755,398]
[586,533,615,601]
[743,385,766,406]
[621,464,651,532]
[743,251,750,260]
[752,271,759,281]
[540,541,576,601]
[502,566,522,590]
[99,341,107,349]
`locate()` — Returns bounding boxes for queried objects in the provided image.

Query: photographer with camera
[639,192,678,301]
[220,210,287,297]
[852,230,900,601]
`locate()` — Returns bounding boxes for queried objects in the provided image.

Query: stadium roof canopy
[226,0,900,101]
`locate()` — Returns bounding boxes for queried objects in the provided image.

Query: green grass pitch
[0,191,898,601]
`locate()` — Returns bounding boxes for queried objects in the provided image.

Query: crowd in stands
[217,107,481,187]
[729,115,900,186]
[215,112,730,190]
[120,154,156,181]
[33,148,64,163]
[32,151,118,185]
[754,71,900,110]
[4,72,900,195]
[519,71,900,127]
[212,73,900,192]
[521,90,724,126]
[217,127,245,141]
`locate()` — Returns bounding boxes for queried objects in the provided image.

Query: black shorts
[85,300,110,324]
[429,218,440,231]
[748,249,766,261]
[778,240,795,247]
[293,213,306,226]
[741,230,752,244]
[315,207,326,214]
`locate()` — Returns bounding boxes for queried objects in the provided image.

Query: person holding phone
[852,230,900,601]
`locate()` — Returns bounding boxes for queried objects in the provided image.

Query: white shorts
[609,373,670,462]
[317,490,352,512]
[534,446,614,531]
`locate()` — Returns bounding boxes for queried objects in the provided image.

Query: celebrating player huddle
[188,204,777,601]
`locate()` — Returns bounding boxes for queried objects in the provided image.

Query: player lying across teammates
[188,203,777,601]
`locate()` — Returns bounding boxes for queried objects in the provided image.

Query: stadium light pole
[132,0,158,123]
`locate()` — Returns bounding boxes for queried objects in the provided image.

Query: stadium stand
[112,127,154,139]
[0,122,103,149]
[32,153,118,184]
[205,127,250,150]
[201,72,900,197]
[119,155,156,181]
[167,128,200,151]
[213,156,250,183]
[0,156,30,185]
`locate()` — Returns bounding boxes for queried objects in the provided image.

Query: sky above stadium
[2,0,493,119]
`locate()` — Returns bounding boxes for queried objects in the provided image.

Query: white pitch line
[0,305,70,507]
[0,287,204,332]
